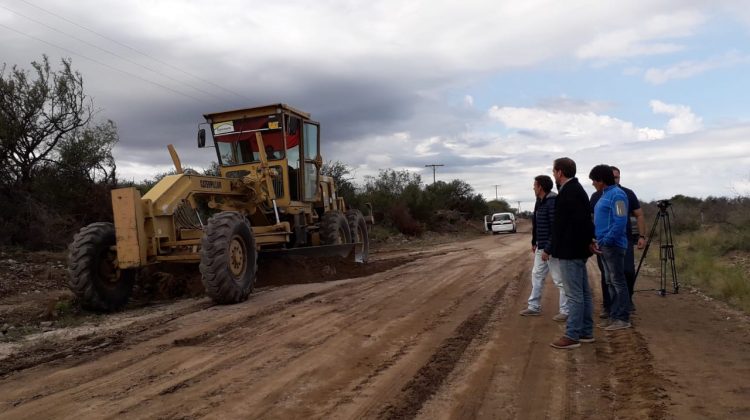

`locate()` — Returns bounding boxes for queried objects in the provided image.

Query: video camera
[656,199,672,210]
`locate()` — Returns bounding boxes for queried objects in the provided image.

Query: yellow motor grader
[68,104,370,311]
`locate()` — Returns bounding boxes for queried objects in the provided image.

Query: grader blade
[260,243,360,260]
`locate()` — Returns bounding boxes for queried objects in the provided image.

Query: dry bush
[388,203,424,236]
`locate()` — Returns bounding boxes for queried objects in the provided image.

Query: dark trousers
[599,240,636,310]
[624,239,636,299]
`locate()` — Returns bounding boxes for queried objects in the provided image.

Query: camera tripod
[635,201,679,296]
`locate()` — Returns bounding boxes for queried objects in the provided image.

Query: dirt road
[1,226,749,419]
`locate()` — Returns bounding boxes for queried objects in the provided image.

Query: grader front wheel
[199,212,257,304]
[68,222,136,311]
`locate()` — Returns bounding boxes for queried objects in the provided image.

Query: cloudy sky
[2,0,750,210]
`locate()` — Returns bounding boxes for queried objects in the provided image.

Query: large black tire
[68,222,136,312]
[199,212,257,304]
[320,211,352,245]
[346,209,369,263]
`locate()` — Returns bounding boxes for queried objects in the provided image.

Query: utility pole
[424,164,444,184]
[493,184,500,201]
[517,201,521,213]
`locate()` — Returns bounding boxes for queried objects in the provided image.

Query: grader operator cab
[68,104,371,311]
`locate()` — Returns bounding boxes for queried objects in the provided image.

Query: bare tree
[0,55,92,187]
[56,120,118,184]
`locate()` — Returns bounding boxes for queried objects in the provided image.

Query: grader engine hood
[111,173,250,269]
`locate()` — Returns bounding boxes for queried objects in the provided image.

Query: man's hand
[590,241,602,255]
[541,251,550,261]
[637,236,646,250]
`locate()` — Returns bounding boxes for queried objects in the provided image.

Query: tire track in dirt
[377,280,514,419]
[0,254,424,413]
[320,261,515,417]
[562,259,671,419]
[130,240,524,419]
[0,250,429,379]
[0,235,530,419]
[3,270,411,412]
[202,249,506,419]
[591,328,669,418]
[413,238,571,420]
[410,239,669,420]
[0,299,214,378]
[375,239,529,419]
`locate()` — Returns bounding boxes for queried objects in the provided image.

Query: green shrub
[664,223,750,312]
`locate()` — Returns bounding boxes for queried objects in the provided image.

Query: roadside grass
[670,225,750,312]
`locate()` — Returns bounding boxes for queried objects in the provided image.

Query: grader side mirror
[197,128,206,148]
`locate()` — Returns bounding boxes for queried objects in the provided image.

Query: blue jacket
[590,184,641,243]
[532,191,556,254]
[594,185,629,249]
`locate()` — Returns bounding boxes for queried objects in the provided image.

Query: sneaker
[579,335,596,343]
[550,336,580,349]
[604,320,632,331]
[599,310,609,319]
[552,313,568,322]
[597,320,611,329]
[519,308,541,316]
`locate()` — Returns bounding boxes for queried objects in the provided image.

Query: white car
[486,212,516,234]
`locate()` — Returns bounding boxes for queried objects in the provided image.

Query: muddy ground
[1,222,749,419]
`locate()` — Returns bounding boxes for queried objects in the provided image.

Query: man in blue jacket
[520,175,568,320]
[589,164,631,331]
[590,167,647,318]
[549,157,595,349]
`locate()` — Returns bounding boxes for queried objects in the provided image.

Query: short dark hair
[534,175,553,193]
[589,164,616,186]
[610,166,620,173]
[553,157,576,178]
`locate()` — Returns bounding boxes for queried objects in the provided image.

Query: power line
[19,0,253,104]
[0,22,205,103]
[0,3,228,103]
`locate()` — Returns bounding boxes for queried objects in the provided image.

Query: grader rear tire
[68,222,136,312]
[199,212,257,304]
[346,209,369,263]
[320,211,352,245]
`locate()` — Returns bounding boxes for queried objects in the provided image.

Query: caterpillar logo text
[200,180,223,189]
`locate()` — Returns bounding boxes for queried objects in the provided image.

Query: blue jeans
[601,245,630,322]
[596,254,610,311]
[558,259,593,340]
[527,249,568,314]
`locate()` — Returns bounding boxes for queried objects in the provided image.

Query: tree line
[1,56,118,249]
[322,162,512,236]
[1,56,511,249]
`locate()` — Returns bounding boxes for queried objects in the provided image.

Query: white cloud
[487,106,665,151]
[3,0,749,210]
[649,100,703,134]
[537,96,613,114]
[576,10,704,61]
[644,51,750,84]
